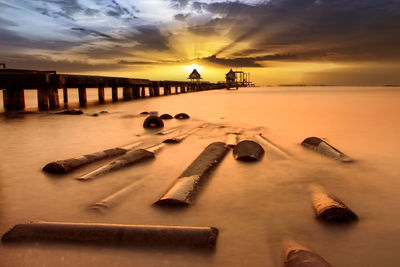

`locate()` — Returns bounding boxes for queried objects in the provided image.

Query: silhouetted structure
[225,69,254,89]
[188,69,202,91]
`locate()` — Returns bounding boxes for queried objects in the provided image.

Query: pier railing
[0,69,227,111]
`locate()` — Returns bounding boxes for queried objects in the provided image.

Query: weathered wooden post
[48,86,60,109]
[133,84,141,98]
[37,88,49,110]
[154,82,160,96]
[112,86,118,102]
[78,86,87,106]
[98,86,105,104]
[3,87,25,111]
[63,87,68,105]
[123,86,132,100]
[141,86,146,98]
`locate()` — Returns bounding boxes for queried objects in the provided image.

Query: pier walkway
[0,69,226,111]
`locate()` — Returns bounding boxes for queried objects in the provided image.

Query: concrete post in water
[3,87,25,111]
[37,88,49,110]
[123,86,132,100]
[48,86,60,109]
[226,133,238,148]
[301,137,353,162]
[63,87,68,105]
[42,141,142,174]
[149,85,155,97]
[98,86,105,104]
[233,140,264,161]
[254,134,290,160]
[174,85,178,94]
[133,85,141,98]
[112,86,118,101]
[141,86,146,98]
[2,221,219,248]
[76,145,160,181]
[154,83,160,96]
[78,87,87,107]
[181,85,186,93]
[282,241,333,267]
[310,184,358,222]
[154,142,229,207]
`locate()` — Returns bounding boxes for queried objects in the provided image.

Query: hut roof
[226,69,235,79]
[188,69,201,79]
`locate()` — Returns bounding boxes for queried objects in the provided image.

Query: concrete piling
[78,87,87,106]
[43,141,142,174]
[233,140,264,161]
[37,88,49,110]
[2,221,219,248]
[48,87,60,109]
[282,241,333,267]
[3,88,25,111]
[76,146,158,181]
[112,86,118,101]
[123,86,132,100]
[254,134,289,160]
[141,86,146,98]
[226,133,239,148]
[154,142,229,207]
[301,137,353,162]
[98,86,105,104]
[310,184,358,222]
[63,87,68,104]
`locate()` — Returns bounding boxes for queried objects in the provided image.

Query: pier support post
[112,86,118,102]
[123,86,132,100]
[78,87,87,107]
[37,88,49,110]
[141,86,146,98]
[181,85,186,93]
[174,86,178,94]
[149,86,155,97]
[164,84,170,95]
[3,88,25,111]
[63,87,68,105]
[48,87,60,110]
[133,85,141,99]
[98,86,105,104]
[154,83,160,96]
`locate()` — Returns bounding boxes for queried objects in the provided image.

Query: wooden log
[301,137,353,162]
[154,142,229,207]
[91,180,143,211]
[163,126,201,143]
[2,221,219,248]
[310,185,358,222]
[112,86,118,101]
[283,241,333,267]
[43,141,142,174]
[233,140,264,161]
[76,143,164,181]
[226,133,238,148]
[254,134,289,160]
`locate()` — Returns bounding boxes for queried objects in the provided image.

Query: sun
[184,64,203,71]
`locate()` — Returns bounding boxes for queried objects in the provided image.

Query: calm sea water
[1,86,400,266]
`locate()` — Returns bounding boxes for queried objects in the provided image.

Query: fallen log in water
[233,140,264,161]
[163,126,202,144]
[43,141,142,174]
[282,241,333,267]
[310,184,358,222]
[254,134,289,160]
[91,180,143,211]
[2,221,218,248]
[76,144,162,181]
[154,142,229,207]
[301,137,353,162]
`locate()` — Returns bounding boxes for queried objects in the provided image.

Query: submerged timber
[0,68,228,111]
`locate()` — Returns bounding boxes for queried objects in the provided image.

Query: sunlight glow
[184,64,203,71]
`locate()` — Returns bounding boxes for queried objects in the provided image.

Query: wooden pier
[0,69,226,111]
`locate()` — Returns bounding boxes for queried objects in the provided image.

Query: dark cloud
[174,13,191,22]
[198,0,400,62]
[127,25,170,51]
[187,17,235,35]
[106,0,137,19]
[118,60,159,65]
[81,47,134,59]
[0,17,18,27]
[170,0,190,9]
[71,27,113,39]
[202,54,297,67]
[0,54,122,73]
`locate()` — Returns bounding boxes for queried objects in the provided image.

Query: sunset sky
[1,0,399,85]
